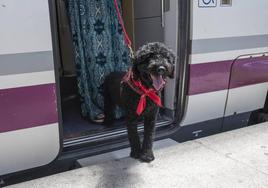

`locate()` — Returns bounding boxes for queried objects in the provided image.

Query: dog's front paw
[139,151,155,162]
[130,151,141,159]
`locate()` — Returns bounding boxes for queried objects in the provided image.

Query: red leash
[113,0,134,58]
[114,2,163,115]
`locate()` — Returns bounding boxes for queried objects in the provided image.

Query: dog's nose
[157,66,166,75]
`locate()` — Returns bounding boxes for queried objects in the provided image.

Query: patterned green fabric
[66,0,131,120]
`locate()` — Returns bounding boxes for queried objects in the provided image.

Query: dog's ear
[167,52,176,79]
[133,45,153,79]
[133,57,151,80]
[132,59,140,80]
[168,64,175,79]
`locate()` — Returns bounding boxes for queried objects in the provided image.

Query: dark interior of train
[56,0,173,140]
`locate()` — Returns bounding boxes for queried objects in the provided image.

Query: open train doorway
[53,0,181,146]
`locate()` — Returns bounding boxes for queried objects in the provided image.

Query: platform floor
[7,122,268,188]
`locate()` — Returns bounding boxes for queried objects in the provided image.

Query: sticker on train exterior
[192,130,203,137]
[198,0,217,7]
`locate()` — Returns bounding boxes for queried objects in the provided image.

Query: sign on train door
[0,0,60,176]
[198,0,217,7]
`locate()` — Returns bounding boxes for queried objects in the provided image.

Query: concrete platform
[7,122,268,188]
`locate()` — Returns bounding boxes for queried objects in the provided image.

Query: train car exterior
[0,0,267,180]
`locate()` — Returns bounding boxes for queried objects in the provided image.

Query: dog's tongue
[151,75,166,91]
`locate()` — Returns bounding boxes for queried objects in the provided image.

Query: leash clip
[128,45,134,59]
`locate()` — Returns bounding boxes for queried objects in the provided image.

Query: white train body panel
[0,0,60,176]
[0,0,268,177]
[182,0,268,126]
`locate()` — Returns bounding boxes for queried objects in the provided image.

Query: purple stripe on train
[0,84,58,133]
[230,56,268,88]
[188,60,232,95]
[189,56,268,95]
[0,56,267,133]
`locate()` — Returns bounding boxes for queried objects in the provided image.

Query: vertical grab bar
[161,0,165,28]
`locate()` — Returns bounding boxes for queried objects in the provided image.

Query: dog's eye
[157,66,166,75]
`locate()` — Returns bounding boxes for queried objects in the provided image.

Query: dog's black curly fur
[104,42,175,162]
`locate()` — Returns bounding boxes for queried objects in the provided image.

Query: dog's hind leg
[140,115,156,162]
[126,117,141,159]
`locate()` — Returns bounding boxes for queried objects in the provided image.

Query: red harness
[121,70,163,115]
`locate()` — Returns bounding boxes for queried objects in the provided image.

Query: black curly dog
[104,42,175,162]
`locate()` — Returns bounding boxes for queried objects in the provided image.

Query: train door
[220,0,268,131]
[223,53,268,131]
[0,0,61,176]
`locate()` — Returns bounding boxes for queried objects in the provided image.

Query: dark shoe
[139,151,155,162]
[92,113,105,124]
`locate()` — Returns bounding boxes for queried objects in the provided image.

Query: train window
[221,0,232,6]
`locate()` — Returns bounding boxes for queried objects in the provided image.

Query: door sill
[63,119,172,148]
